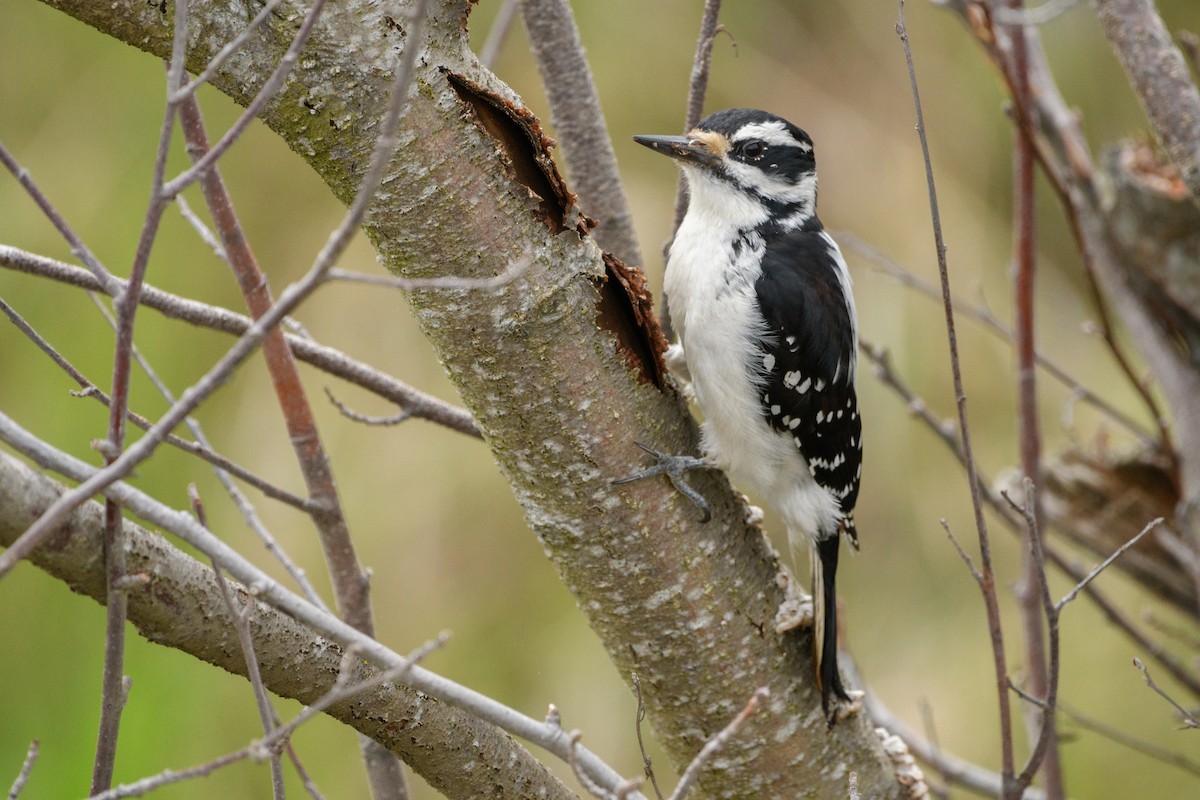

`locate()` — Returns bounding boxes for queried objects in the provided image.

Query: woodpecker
[623,108,862,722]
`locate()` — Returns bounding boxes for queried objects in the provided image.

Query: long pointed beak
[633,134,720,168]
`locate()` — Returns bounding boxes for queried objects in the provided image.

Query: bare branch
[0,246,481,439]
[1058,518,1163,609]
[840,232,1154,443]
[631,673,665,800]
[661,0,726,338]
[1094,0,1200,204]
[667,688,768,800]
[325,388,413,427]
[1134,658,1200,729]
[517,0,642,266]
[0,434,639,799]
[5,739,39,800]
[0,142,118,293]
[327,255,528,291]
[864,683,1045,800]
[1009,479,1062,796]
[193,484,286,799]
[478,0,519,69]
[896,2,1016,792]
[162,0,329,198]
[941,519,983,585]
[671,0,725,235]
[1011,687,1200,777]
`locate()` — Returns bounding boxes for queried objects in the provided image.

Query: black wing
[753,226,861,538]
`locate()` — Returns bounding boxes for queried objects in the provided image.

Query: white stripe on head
[731,120,812,152]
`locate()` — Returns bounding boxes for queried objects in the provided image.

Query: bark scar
[445,70,595,237]
[443,71,665,389]
[595,252,668,389]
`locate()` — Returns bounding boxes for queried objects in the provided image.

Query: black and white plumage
[633,108,862,721]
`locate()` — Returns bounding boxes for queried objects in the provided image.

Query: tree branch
[0,246,481,439]
[518,0,642,267]
[1093,0,1200,206]
[0,445,610,800]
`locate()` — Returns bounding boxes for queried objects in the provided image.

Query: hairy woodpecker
[626,108,861,721]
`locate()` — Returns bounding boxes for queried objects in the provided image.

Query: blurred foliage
[2,0,1199,798]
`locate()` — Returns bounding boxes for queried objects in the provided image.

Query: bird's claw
[611,442,714,522]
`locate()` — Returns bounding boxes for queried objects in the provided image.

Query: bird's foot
[773,570,814,632]
[611,442,715,522]
[826,690,864,726]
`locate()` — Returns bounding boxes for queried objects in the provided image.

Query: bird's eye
[740,140,767,159]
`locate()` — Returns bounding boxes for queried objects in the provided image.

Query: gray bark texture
[0,451,577,800]
[31,1,903,796]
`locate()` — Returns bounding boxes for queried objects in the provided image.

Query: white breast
[665,169,839,543]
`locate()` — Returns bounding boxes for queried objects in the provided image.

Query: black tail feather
[813,536,849,723]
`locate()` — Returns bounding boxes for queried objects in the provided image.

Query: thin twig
[6,739,39,800]
[325,389,413,427]
[517,0,642,265]
[662,0,726,338]
[1011,686,1200,777]
[862,685,1048,800]
[176,0,285,99]
[478,0,519,68]
[0,142,118,293]
[191,485,286,799]
[162,0,329,198]
[941,519,984,585]
[326,257,528,291]
[672,0,725,236]
[1133,658,1200,729]
[0,0,427,583]
[1010,479,1062,796]
[0,246,482,439]
[175,194,228,260]
[566,731,622,800]
[631,673,664,800]
[896,3,1016,793]
[90,1,194,787]
[839,232,1154,443]
[1008,5,1062,781]
[865,324,1200,697]
[1057,518,1162,609]
[667,688,768,800]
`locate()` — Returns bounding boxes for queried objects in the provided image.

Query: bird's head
[634,108,819,223]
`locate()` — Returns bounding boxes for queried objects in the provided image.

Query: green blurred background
[2,0,1198,797]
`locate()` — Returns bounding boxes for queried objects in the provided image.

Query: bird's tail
[811,536,850,723]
